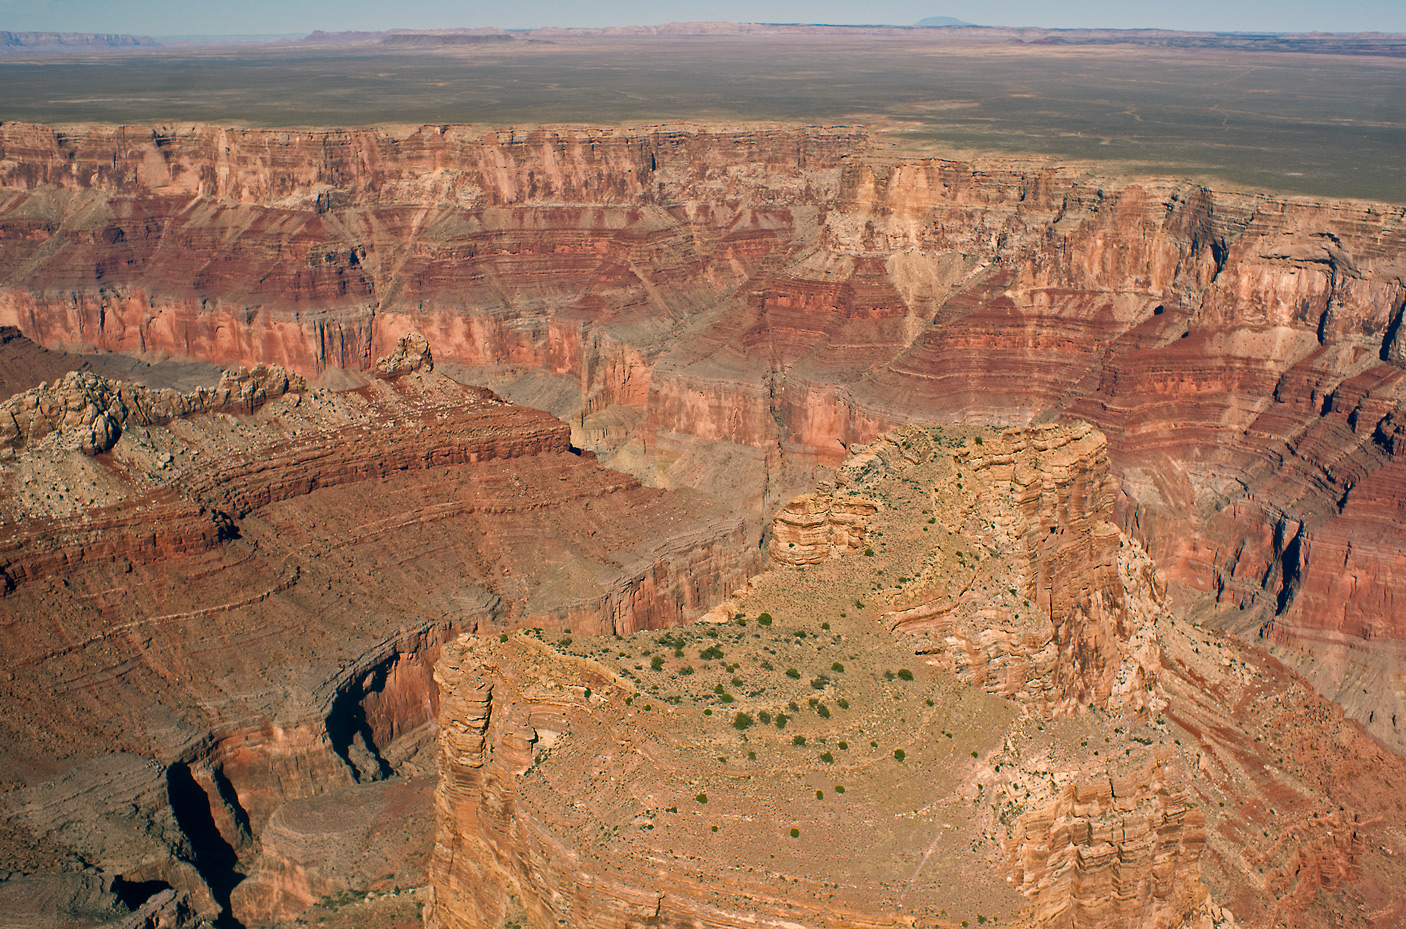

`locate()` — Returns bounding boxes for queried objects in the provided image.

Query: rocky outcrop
[374,332,433,379]
[1002,755,1210,929]
[879,423,1162,717]
[426,422,1194,929]
[0,363,301,457]
[767,490,876,565]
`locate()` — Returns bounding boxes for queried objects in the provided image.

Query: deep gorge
[2,119,1405,928]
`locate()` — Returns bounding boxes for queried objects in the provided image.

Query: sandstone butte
[0,120,1402,928]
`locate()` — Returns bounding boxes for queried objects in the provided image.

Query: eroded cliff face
[0,338,754,927]
[429,422,1406,929]
[1,120,1401,753]
[1001,755,1209,929]
[789,423,1162,718]
[949,424,1162,717]
[428,424,1205,929]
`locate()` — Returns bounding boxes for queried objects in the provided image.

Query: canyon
[2,120,1403,749]
[0,117,1405,928]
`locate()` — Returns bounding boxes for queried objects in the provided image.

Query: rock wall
[2,119,1405,749]
[1002,755,1210,929]
[767,491,877,565]
[879,423,1162,717]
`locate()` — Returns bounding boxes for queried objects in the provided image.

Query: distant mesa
[301,28,516,47]
[916,16,978,27]
[0,31,159,51]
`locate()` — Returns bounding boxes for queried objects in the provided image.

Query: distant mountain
[0,31,159,52]
[301,28,516,47]
[916,16,977,27]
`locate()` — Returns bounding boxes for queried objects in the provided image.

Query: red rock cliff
[1,120,1405,753]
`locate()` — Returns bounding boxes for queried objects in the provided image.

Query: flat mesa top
[0,32,1403,202]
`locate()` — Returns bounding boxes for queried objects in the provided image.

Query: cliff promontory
[428,423,1406,929]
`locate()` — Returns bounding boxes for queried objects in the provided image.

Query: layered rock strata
[0,339,753,927]
[2,121,1402,750]
[767,490,876,565]
[429,424,1206,929]
[1000,755,1210,929]
[429,421,1406,929]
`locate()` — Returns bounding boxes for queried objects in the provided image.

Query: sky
[2,0,1404,36]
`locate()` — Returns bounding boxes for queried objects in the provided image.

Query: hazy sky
[2,0,1403,36]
